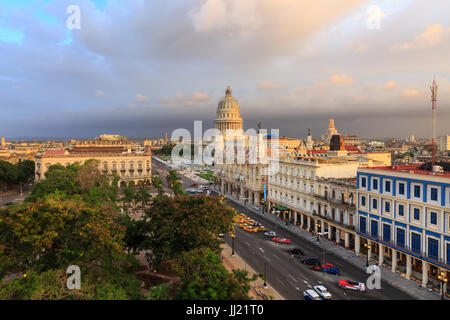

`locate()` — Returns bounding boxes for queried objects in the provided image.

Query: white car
[303,289,321,300]
[264,231,276,237]
[313,285,332,299]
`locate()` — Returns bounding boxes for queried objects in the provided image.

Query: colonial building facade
[267,157,358,249]
[35,136,151,186]
[356,166,450,290]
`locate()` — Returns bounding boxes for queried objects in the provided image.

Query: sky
[1,0,450,140]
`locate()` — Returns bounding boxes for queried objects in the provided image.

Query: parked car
[257,226,267,232]
[272,237,291,244]
[300,257,321,265]
[4,201,15,206]
[313,285,332,299]
[264,231,276,237]
[338,280,365,292]
[303,289,321,300]
[312,263,340,275]
[288,247,304,256]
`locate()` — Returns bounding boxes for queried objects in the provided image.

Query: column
[255,192,260,206]
[336,229,340,243]
[294,212,298,225]
[421,261,429,287]
[345,232,350,248]
[392,249,397,272]
[328,224,332,240]
[240,187,245,201]
[307,216,311,230]
[355,235,360,255]
[406,255,412,279]
[378,243,384,266]
[299,214,303,228]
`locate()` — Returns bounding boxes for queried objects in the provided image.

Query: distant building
[344,134,361,146]
[35,136,151,186]
[321,119,339,144]
[1,137,5,147]
[438,135,450,152]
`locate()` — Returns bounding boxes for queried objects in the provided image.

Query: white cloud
[391,25,450,51]
[96,90,105,96]
[384,80,398,90]
[330,74,354,84]
[136,94,150,103]
[257,81,282,91]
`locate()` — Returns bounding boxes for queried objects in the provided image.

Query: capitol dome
[214,86,244,134]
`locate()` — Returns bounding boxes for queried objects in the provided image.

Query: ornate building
[321,119,339,144]
[214,86,244,135]
[35,136,151,186]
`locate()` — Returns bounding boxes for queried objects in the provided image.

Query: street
[152,158,415,300]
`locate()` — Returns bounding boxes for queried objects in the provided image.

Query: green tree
[0,160,18,192]
[135,186,152,218]
[166,169,184,195]
[143,195,234,269]
[173,247,254,300]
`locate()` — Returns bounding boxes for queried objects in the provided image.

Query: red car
[272,237,291,244]
[338,280,365,292]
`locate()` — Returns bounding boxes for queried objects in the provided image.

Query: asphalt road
[151,158,414,300]
[223,197,415,300]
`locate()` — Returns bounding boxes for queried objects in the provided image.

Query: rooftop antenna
[430,76,438,170]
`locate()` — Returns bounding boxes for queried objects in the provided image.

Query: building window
[413,208,420,221]
[385,181,391,193]
[428,238,439,260]
[398,204,404,216]
[430,212,437,225]
[383,224,391,243]
[361,177,367,188]
[385,201,391,213]
[411,233,421,253]
[430,188,438,201]
[414,185,421,198]
[371,220,378,238]
[399,183,405,195]
[372,198,377,210]
[396,228,405,248]
[361,196,366,207]
[447,243,450,265]
[360,216,367,234]
[373,179,378,190]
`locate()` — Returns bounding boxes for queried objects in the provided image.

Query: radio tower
[430,76,438,169]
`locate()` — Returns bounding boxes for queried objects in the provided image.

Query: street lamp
[437,270,448,300]
[364,243,371,267]
[231,232,236,256]
[263,262,267,288]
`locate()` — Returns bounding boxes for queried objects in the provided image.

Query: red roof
[345,145,360,152]
[44,150,68,156]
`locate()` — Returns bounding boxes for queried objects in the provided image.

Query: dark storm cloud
[1,0,450,139]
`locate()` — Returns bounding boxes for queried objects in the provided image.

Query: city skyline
[1,0,450,138]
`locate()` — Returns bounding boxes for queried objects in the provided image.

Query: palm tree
[166,170,183,195]
[136,186,152,218]
[120,184,136,214]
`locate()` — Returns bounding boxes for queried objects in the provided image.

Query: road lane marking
[288,274,298,283]
[259,247,264,253]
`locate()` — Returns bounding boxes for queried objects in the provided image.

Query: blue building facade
[356,167,450,287]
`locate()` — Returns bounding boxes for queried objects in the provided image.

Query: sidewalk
[215,188,441,300]
[221,243,285,300]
